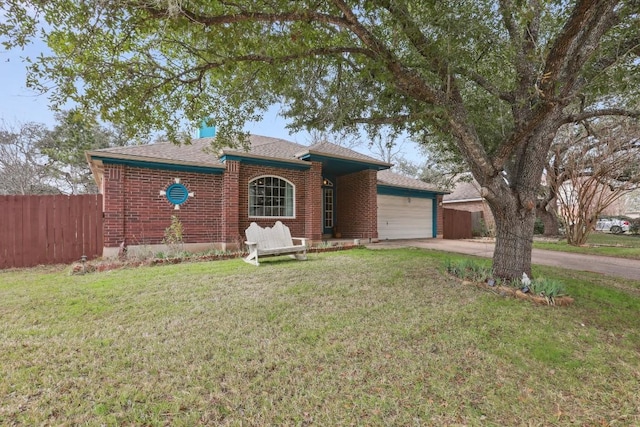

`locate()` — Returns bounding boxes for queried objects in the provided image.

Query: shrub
[534,217,545,235]
[163,215,185,255]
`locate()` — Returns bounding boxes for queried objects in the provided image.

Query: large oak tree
[2,0,639,279]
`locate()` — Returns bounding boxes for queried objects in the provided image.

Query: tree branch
[328,0,443,104]
[564,108,640,123]
[455,67,515,103]
[373,0,449,82]
[539,0,618,99]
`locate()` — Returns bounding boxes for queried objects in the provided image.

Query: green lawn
[533,232,640,259]
[1,248,639,426]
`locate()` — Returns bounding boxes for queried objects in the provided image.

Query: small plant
[163,215,185,255]
[530,277,566,298]
[314,241,335,249]
[444,259,491,282]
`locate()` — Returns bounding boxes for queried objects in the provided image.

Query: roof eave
[298,150,391,171]
[86,150,225,170]
[442,197,484,203]
[220,149,310,167]
[377,182,449,195]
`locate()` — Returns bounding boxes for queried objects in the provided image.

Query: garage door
[377,194,433,239]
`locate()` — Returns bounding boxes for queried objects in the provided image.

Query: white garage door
[377,195,433,239]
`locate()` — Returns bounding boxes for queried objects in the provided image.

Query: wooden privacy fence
[443,208,473,239]
[0,194,103,269]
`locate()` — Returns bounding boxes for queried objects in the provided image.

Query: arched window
[248,176,295,218]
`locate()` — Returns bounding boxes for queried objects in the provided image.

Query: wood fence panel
[443,208,473,239]
[44,196,56,265]
[22,196,34,268]
[0,194,103,269]
[68,196,81,262]
[14,196,24,267]
[27,197,40,264]
[0,196,13,269]
[37,196,49,266]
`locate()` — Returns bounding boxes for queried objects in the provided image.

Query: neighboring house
[442,179,495,232]
[86,132,447,257]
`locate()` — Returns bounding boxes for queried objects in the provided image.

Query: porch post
[222,160,241,248]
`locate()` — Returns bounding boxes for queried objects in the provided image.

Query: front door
[323,179,335,236]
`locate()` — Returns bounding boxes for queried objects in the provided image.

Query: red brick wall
[336,169,378,240]
[103,165,126,247]
[103,161,409,248]
[102,164,223,247]
[236,164,321,240]
[304,162,324,241]
[437,195,444,238]
[222,160,240,244]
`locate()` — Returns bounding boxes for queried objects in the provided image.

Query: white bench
[244,221,308,266]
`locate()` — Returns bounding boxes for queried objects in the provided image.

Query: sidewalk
[367,239,640,281]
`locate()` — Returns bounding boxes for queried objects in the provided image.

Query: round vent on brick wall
[165,183,189,205]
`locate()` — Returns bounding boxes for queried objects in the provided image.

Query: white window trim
[248,175,296,219]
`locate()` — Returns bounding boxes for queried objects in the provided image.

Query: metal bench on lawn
[244,221,308,266]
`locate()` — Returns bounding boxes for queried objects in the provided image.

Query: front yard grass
[533,232,640,260]
[1,248,639,426]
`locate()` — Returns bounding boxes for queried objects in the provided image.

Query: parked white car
[595,218,630,234]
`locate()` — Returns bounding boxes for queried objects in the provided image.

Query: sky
[0,39,422,163]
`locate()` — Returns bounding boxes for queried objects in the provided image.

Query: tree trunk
[537,200,560,236]
[490,198,537,281]
[566,222,590,246]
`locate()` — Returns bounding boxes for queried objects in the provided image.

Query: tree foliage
[0,120,59,195]
[394,145,468,192]
[0,112,134,194]
[2,0,639,279]
[38,110,130,194]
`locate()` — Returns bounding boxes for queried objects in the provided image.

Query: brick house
[87,134,446,257]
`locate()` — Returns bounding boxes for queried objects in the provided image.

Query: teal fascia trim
[220,154,311,171]
[377,185,439,199]
[432,197,438,238]
[93,156,224,174]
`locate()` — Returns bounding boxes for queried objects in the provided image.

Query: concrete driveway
[368,238,640,281]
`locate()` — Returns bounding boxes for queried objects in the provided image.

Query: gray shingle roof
[377,169,444,192]
[223,135,305,160]
[88,134,446,193]
[305,141,389,165]
[443,180,482,201]
[89,134,391,167]
[88,137,222,166]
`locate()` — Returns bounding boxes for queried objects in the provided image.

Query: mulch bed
[70,243,363,275]
[459,278,574,306]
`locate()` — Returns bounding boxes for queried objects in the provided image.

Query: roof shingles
[377,169,443,192]
[88,134,445,193]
